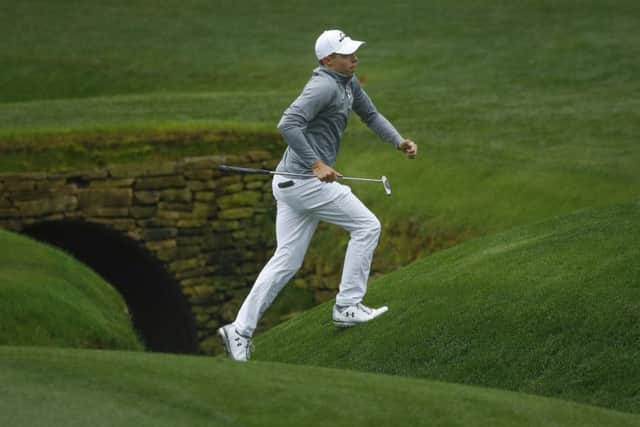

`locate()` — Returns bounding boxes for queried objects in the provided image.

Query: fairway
[1,0,638,237]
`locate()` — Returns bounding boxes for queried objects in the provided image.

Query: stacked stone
[0,171,81,228]
[0,151,277,354]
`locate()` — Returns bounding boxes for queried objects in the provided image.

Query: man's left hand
[398,140,418,159]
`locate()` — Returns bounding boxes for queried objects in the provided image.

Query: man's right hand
[311,160,342,182]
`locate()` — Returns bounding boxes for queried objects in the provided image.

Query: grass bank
[2,346,639,427]
[0,120,282,174]
[0,230,143,350]
[256,202,640,413]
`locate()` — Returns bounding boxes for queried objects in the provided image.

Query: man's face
[323,52,359,76]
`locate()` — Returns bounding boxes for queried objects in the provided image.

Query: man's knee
[354,215,381,242]
[370,216,381,237]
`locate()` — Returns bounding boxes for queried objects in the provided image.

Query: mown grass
[256,202,640,413]
[2,0,638,237]
[3,1,638,103]
[2,346,640,427]
[0,230,143,350]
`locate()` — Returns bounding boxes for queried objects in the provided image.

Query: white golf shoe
[217,324,252,362]
[332,303,389,328]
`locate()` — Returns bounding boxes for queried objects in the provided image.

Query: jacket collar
[315,66,353,85]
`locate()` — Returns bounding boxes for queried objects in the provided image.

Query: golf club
[218,165,392,196]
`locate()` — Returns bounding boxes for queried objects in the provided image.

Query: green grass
[3,1,638,103]
[0,230,143,350]
[0,122,282,174]
[255,201,640,413]
[2,0,639,236]
[1,1,640,424]
[2,346,640,427]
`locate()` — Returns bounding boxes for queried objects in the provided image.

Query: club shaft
[271,171,381,183]
[336,176,382,183]
[219,165,382,183]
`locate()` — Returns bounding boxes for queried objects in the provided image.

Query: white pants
[233,174,381,337]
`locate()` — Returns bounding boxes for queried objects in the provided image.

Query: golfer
[218,29,418,361]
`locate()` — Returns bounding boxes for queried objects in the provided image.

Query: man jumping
[218,29,418,361]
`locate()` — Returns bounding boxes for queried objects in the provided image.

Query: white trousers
[233,174,381,337]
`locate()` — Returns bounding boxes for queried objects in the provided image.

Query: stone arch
[22,220,198,354]
[1,153,281,354]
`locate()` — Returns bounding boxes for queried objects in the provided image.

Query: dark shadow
[22,220,198,354]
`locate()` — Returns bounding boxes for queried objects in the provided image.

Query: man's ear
[320,55,332,66]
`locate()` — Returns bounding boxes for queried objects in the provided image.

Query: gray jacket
[276,66,404,175]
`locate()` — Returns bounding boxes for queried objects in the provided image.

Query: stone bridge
[0,151,280,354]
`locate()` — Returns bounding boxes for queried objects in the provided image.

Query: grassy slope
[0,230,143,350]
[1,0,638,234]
[256,202,640,413]
[2,346,640,427]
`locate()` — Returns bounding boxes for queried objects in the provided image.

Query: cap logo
[338,32,346,42]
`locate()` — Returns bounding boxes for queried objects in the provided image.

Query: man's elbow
[277,122,291,135]
[278,114,306,135]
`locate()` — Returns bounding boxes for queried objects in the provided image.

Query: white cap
[314,30,365,60]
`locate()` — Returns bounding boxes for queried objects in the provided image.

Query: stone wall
[0,151,278,354]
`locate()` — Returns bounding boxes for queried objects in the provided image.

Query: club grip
[218,165,272,175]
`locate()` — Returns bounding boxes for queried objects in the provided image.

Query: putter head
[381,176,392,196]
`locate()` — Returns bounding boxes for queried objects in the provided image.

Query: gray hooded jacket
[276,66,404,175]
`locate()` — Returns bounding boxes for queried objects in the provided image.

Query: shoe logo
[345,311,355,318]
